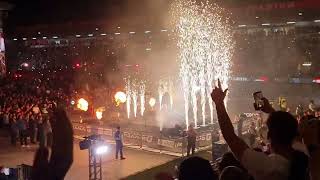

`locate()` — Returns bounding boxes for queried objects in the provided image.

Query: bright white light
[238,24,247,27]
[287,21,296,24]
[262,23,271,26]
[114,32,121,35]
[117,26,121,29]
[146,48,151,51]
[302,62,312,67]
[298,12,303,16]
[76,35,81,37]
[43,37,47,39]
[71,100,75,105]
[100,33,107,36]
[129,32,136,34]
[145,30,151,34]
[52,36,58,39]
[115,91,126,105]
[22,63,29,67]
[32,37,36,40]
[22,38,27,40]
[77,98,89,111]
[96,110,103,120]
[313,79,320,84]
[314,20,320,23]
[149,98,156,107]
[256,16,259,19]
[13,38,17,41]
[88,34,93,37]
[161,29,168,32]
[95,145,108,155]
[254,79,265,82]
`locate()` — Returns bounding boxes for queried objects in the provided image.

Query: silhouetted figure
[186,125,197,156]
[178,156,217,180]
[114,126,125,160]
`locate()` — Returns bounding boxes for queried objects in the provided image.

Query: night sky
[6,0,126,26]
[5,0,296,26]
[4,0,319,36]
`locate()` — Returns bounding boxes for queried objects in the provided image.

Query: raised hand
[211,79,228,104]
[261,97,275,114]
[32,108,73,180]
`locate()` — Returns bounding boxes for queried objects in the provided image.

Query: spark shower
[173,0,234,129]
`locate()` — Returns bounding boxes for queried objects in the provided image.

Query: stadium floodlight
[302,62,312,67]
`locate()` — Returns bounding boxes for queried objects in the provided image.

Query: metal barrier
[73,111,262,156]
[73,123,215,156]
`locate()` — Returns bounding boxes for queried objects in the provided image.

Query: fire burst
[172,0,234,129]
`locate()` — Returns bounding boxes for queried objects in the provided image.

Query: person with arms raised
[211,79,309,180]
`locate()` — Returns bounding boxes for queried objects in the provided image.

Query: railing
[73,123,215,156]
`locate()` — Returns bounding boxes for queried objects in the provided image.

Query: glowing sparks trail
[132,88,138,118]
[125,78,146,118]
[125,79,131,118]
[173,0,234,128]
[140,82,146,116]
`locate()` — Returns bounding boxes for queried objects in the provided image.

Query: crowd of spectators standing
[0,75,71,148]
[168,83,320,180]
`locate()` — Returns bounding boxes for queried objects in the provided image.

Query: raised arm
[211,79,249,160]
[32,108,73,180]
[49,108,73,179]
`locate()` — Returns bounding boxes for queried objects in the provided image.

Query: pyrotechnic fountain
[125,78,146,118]
[173,0,234,129]
[132,88,138,118]
[140,82,146,116]
[125,79,132,119]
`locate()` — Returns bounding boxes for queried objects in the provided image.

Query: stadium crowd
[156,83,320,180]
[1,26,320,180]
[0,74,319,180]
[0,74,71,148]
